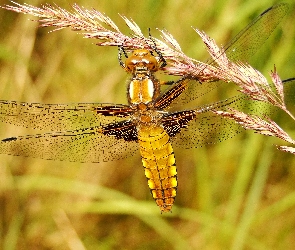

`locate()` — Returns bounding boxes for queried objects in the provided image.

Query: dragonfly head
[125,49,159,74]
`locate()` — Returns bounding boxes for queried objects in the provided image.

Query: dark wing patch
[101,120,138,141]
[95,105,133,117]
[155,77,191,110]
[162,110,196,137]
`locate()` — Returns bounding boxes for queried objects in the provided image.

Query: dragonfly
[0,3,289,212]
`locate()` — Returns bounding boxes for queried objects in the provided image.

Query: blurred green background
[0,0,295,249]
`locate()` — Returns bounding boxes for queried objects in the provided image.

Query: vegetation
[0,0,295,249]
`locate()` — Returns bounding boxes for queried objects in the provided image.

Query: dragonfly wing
[165,94,271,148]
[0,121,139,163]
[170,111,243,148]
[168,3,289,109]
[0,101,132,131]
[166,79,223,110]
[222,3,289,62]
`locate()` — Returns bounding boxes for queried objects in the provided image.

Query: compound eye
[145,55,158,71]
[126,64,135,72]
[125,56,139,72]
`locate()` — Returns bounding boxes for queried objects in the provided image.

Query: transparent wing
[0,126,139,163]
[169,94,272,148]
[172,111,243,148]
[172,3,289,147]
[169,3,289,108]
[223,3,289,62]
[0,101,132,131]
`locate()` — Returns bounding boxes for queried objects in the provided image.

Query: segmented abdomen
[138,125,177,212]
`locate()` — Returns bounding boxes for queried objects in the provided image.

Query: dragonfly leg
[118,46,128,68]
[160,80,175,85]
[148,28,167,68]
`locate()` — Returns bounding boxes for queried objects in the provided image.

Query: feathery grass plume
[2,1,295,153]
[278,146,295,154]
[2,1,238,82]
[194,29,295,153]
[214,109,295,144]
[213,70,295,154]
[1,2,279,83]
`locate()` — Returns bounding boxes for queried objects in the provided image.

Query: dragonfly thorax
[128,77,160,104]
[126,49,161,105]
[132,105,163,125]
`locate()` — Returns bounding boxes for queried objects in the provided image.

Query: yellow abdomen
[138,125,177,212]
